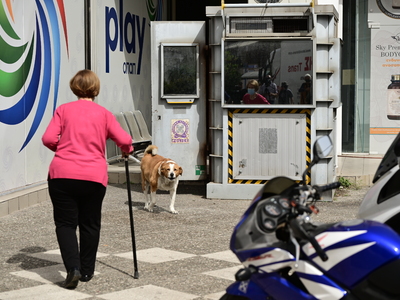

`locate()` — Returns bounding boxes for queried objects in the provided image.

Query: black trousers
[48,179,106,275]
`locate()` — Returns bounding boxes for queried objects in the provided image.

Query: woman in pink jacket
[42,70,133,289]
[242,79,270,105]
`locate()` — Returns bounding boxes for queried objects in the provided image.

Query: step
[108,163,142,184]
[337,155,382,187]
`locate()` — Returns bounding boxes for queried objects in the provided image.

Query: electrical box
[232,113,307,181]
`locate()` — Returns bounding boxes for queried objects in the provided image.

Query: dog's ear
[179,167,183,176]
[158,162,165,175]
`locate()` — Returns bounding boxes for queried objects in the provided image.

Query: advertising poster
[369,0,400,153]
[0,0,84,194]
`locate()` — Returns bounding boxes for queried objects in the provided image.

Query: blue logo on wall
[0,0,68,152]
[105,0,163,74]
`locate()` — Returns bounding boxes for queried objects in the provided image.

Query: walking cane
[124,157,139,279]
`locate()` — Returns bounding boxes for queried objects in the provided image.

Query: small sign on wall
[196,165,205,175]
[171,119,189,143]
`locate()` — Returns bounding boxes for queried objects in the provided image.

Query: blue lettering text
[123,62,136,74]
[105,0,146,74]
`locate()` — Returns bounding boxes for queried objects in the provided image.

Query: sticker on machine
[171,119,189,143]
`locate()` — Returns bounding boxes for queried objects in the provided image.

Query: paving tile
[202,265,242,281]
[201,250,239,263]
[11,264,100,284]
[114,247,196,263]
[203,291,227,300]
[0,284,91,300]
[97,284,197,300]
[10,264,66,284]
[27,249,109,264]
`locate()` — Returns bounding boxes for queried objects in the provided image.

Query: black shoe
[79,274,94,282]
[63,267,81,289]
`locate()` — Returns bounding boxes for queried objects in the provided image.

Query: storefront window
[224,40,313,105]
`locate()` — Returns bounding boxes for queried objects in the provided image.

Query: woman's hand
[121,151,133,158]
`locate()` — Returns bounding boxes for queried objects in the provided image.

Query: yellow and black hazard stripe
[228,108,311,184]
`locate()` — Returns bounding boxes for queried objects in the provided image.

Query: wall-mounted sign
[171,119,189,143]
[376,0,400,19]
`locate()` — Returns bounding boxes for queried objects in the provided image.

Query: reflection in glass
[224,40,313,105]
[163,46,197,96]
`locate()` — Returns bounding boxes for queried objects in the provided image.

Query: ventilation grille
[230,18,273,34]
[229,17,309,34]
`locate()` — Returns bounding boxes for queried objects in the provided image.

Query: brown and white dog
[140,145,183,214]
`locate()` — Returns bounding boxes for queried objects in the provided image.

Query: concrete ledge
[336,155,381,187]
[0,184,49,218]
[0,164,142,218]
[340,174,374,187]
[107,163,141,184]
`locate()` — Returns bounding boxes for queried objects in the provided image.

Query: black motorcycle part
[373,133,400,183]
[235,266,258,281]
[377,169,400,204]
[314,181,341,193]
[279,267,309,294]
[219,294,252,300]
[290,219,329,261]
[352,259,400,299]
[385,212,400,235]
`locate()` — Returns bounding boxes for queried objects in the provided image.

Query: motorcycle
[221,136,400,300]
[358,132,400,234]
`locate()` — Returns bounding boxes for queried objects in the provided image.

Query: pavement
[0,172,373,300]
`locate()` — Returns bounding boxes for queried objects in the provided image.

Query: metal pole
[124,158,139,279]
[84,0,91,70]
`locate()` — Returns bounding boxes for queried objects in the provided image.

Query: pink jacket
[242,93,270,104]
[42,100,133,186]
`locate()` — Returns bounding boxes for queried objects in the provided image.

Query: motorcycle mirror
[302,136,333,184]
[313,136,333,162]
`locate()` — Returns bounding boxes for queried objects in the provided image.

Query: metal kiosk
[206,1,341,200]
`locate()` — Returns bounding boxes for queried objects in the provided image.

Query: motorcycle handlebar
[314,181,341,193]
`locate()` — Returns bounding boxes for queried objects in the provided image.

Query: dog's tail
[144,145,158,156]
